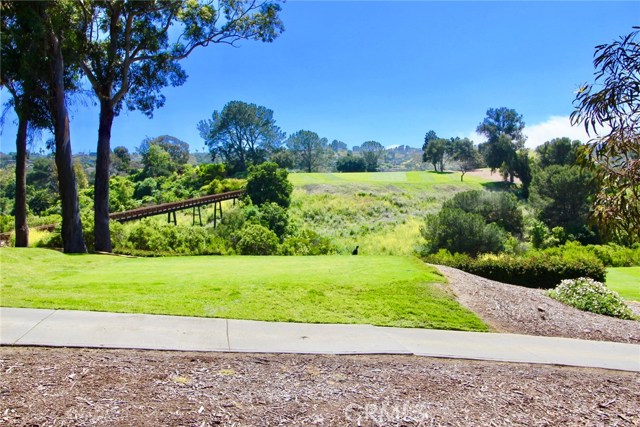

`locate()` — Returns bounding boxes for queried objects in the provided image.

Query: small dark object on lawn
[352,246,359,255]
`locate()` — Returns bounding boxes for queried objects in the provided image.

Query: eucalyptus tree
[77,0,285,252]
[2,1,86,252]
[571,27,640,243]
[1,2,50,246]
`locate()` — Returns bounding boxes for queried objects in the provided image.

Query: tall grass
[288,171,490,255]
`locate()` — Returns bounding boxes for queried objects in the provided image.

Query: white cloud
[523,116,591,149]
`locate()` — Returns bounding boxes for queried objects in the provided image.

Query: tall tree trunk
[94,100,114,253]
[14,114,29,247]
[48,27,87,254]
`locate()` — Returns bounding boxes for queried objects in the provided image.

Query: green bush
[118,220,224,255]
[235,224,279,255]
[443,190,524,234]
[424,249,606,289]
[535,241,640,267]
[421,208,507,257]
[547,277,636,320]
[280,229,337,255]
[246,162,292,208]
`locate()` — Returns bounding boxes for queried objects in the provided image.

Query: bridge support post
[193,207,202,226]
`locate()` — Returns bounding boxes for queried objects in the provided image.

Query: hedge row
[424,250,606,289]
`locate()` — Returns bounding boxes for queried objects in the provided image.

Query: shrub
[235,224,279,255]
[246,162,292,208]
[536,241,640,267]
[547,277,636,319]
[255,202,289,241]
[280,229,337,255]
[117,219,224,255]
[421,208,507,257]
[424,249,606,289]
[443,190,524,234]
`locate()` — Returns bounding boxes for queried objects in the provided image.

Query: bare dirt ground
[2,266,639,426]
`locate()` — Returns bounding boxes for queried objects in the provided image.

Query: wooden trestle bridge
[0,189,245,243]
[109,189,244,226]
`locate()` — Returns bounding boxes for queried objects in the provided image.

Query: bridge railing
[0,189,245,242]
[109,189,245,222]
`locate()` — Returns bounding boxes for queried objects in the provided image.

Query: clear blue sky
[1,1,638,154]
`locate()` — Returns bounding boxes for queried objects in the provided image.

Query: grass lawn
[288,170,489,188]
[0,248,487,331]
[606,267,640,301]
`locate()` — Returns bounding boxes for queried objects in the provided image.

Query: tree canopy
[571,26,640,244]
[199,101,285,174]
[360,140,385,172]
[286,130,329,172]
[477,107,526,183]
[535,137,582,168]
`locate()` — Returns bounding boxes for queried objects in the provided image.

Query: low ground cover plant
[547,277,636,320]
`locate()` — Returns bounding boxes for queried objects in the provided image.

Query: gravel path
[434,264,640,344]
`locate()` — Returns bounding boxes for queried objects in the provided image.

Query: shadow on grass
[481,181,516,192]
[425,170,454,175]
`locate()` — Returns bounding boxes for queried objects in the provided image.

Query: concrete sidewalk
[1,307,639,372]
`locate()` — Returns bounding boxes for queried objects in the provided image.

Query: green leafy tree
[513,149,532,199]
[141,144,175,178]
[111,146,131,175]
[1,1,83,250]
[360,140,385,172]
[286,130,329,172]
[199,101,285,174]
[139,135,190,166]
[535,137,582,168]
[450,137,481,181]
[477,107,526,183]
[571,27,640,243]
[245,162,292,208]
[422,131,448,172]
[269,148,295,169]
[76,0,284,252]
[336,154,367,172]
[1,2,49,247]
[530,165,597,238]
[330,140,348,152]
[17,1,87,253]
[109,176,136,212]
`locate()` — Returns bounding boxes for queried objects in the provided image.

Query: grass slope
[0,248,487,331]
[606,267,640,301]
[288,171,492,255]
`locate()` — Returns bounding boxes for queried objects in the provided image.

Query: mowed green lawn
[288,170,489,188]
[607,267,640,301]
[0,248,487,331]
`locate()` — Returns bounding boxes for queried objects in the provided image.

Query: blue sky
[1,1,639,154]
